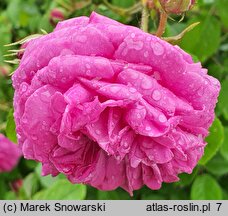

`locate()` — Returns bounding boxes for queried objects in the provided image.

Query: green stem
[102,0,142,16]
[141,1,149,32]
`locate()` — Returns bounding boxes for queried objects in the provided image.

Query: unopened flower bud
[0,65,11,77]
[49,8,65,26]
[159,0,195,14]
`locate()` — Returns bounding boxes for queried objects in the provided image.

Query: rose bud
[50,8,65,26]
[10,179,23,193]
[159,0,195,14]
[0,65,11,77]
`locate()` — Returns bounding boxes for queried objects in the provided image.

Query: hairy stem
[156,10,168,37]
[141,1,149,32]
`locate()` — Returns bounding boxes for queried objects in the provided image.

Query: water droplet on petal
[21,117,28,124]
[61,78,67,83]
[113,113,119,119]
[158,114,167,123]
[144,51,149,58]
[30,71,35,76]
[146,36,151,41]
[110,86,121,93]
[141,79,153,89]
[178,138,184,145]
[20,83,28,93]
[123,141,129,148]
[122,48,128,56]
[134,41,143,50]
[151,42,164,56]
[129,87,137,93]
[36,61,40,68]
[145,126,151,131]
[152,90,161,101]
[49,70,56,79]
[131,33,135,38]
[136,113,141,119]
[31,135,37,140]
[95,129,101,135]
[40,91,51,102]
[62,167,71,173]
[86,70,91,76]
[116,156,121,161]
[127,39,143,51]
[86,64,91,69]
[197,86,204,96]
[130,72,139,80]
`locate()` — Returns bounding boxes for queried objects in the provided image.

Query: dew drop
[127,39,143,51]
[50,127,57,134]
[20,83,28,93]
[116,156,121,161]
[197,87,204,96]
[145,126,151,131]
[20,70,26,79]
[131,33,135,38]
[129,87,137,93]
[146,36,151,41]
[40,91,51,102]
[62,167,71,173]
[36,61,40,68]
[123,141,129,148]
[110,86,120,93]
[21,117,28,124]
[49,70,56,79]
[136,113,141,119]
[158,114,167,123]
[134,41,143,50]
[31,135,37,140]
[148,132,154,136]
[95,129,101,135]
[113,113,119,119]
[198,134,203,140]
[61,78,67,83]
[30,71,35,76]
[122,48,128,56]
[130,72,139,80]
[141,79,153,89]
[86,64,91,69]
[144,51,149,58]
[86,70,91,76]
[152,90,162,101]
[151,42,164,56]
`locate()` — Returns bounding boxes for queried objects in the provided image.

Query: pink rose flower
[0,134,21,173]
[12,12,220,194]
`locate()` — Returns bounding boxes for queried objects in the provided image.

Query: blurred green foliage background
[0,0,228,200]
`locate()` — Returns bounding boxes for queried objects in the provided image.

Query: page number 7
[216,203,222,211]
